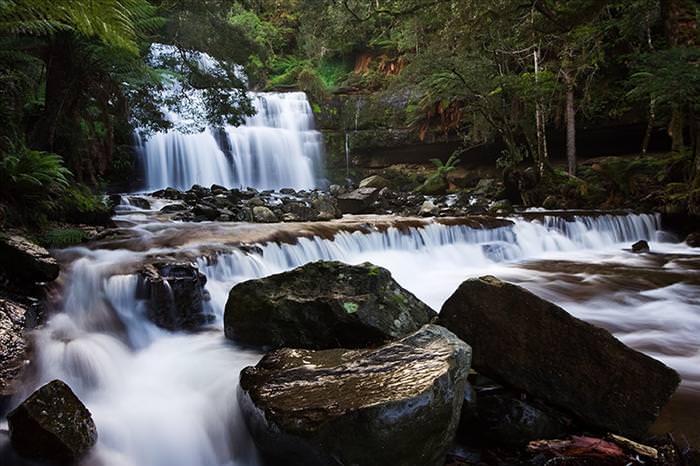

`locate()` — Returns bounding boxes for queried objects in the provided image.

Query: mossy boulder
[8,380,97,465]
[224,261,436,349]
[438,276,680,438]
[238,324,470,466]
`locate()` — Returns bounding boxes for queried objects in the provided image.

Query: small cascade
[11,211,700,465]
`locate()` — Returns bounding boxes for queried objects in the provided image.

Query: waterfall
[9,212,700,464]
[134,44,323,192]
[137,92,323,192]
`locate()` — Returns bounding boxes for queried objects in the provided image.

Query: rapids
[4,210,700,465]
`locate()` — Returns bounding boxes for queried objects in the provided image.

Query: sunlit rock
[238,324,470,466]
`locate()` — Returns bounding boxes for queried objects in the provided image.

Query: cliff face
[312,90,462,182]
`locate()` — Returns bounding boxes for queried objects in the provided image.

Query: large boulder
[137,262,214,331]
[336,187,379,214]
[438,276,680,437]
[0,298,29,397]
[225,261,436,349]
[0,235,59,290]
[238,324,471,466]
[8,380,97,465]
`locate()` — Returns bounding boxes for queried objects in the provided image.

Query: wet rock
[210,184,228,194]
[279,188,296,195]
[359,175,391,189]
[225,261,436,349]
[0,297,29,397]
[192,203,219,221]
[252,206,278,223]
[127,196,150,210]
[419,200,439,217]
[238,324,471,466]
[460,382,571,446]
[685,232,700,248]
[0,235,59,291]
[632,240,650,253]
[489,199,513,215]
[151,187,182,200]
[310,195,341,220]
[438,276,680,437]
[138,262,213,331]
[159,203,187,214]
[8,380,97,465]
[336,187,379,214]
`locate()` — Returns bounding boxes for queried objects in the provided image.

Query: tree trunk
[669,107,684,152]
[566,87,576,175]
[533,47,548,175]
[642,99,656,154]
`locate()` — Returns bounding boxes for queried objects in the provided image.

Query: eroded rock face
[238,325,471,466]
[138,262,214,331]
[225,261,436,349]
[0,297,29,397]
[0,235,59,291]
[8,380,97,465]
[438,276,680,438]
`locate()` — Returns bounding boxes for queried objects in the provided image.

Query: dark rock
[0,235,59,290]
[225,261,436,349]
[0,297,29,396]
[252,206,278,223]
[127,196,150,210]
[632,240,650,253]
[151,187,181,200]
[192,203,219,221]
[138,262,213,331]
[238,324,471,466]
[8,380,97,465]
[438,276,680,437]
[685,232,700,248]
[279,188,296,195]
[210,184,228,194]
[460,382,571,446]
[159,203,187,214]
[336,187,379,214]
[310,196,340,220]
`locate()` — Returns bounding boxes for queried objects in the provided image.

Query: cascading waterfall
[137,92,324,192]
[10,212,700,465]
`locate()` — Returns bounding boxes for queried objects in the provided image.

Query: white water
[137,92,323,192]
[7,212,700,465]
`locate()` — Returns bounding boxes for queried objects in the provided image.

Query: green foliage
[0,144,71,221]
[343,302,359,314]
[40,228,89,248]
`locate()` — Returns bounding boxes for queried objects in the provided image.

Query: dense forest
[0,0,698,229]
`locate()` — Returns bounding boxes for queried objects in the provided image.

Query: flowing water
[135,91,324,192]
[4,209,699,466]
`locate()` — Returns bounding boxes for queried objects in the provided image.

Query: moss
[40,228,89,248]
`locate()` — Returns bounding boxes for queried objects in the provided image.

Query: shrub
[0,144,71,223]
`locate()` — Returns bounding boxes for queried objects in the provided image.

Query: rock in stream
[238,324,471,466]
[438,276,680,438]
[225,261,436,349]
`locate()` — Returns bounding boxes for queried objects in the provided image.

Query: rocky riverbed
[1,200,699,466]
